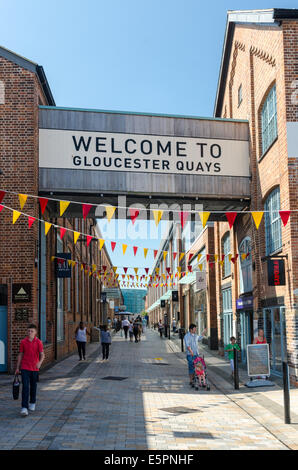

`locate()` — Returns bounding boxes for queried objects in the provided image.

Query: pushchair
[192,355,210,391]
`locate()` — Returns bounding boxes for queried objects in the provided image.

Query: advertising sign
[267,259,285,286]
[236,296,253,310]
[195,271,207,292]
[247,344,270,377]
[56,253,71,278]
[39,129,250,177]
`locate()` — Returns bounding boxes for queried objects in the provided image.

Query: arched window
[222,232,231,277]
[239,237,252,293]
[264,187,282,255]
[261,84,278,154]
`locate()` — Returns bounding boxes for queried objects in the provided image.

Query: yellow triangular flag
[60,201,70,216]
[113,267,117,273]
[179,253,185,262]
[163,251,168,261]
[219,260,224,267]
[18,194,28,210]
[93,264,97,273]
[144,248,148,259]
[45,222,52,235]
[105,206,116,222]
[177,266,182,273]
[67,260,72,267]
[241,253,246,260]
[199,211,210,228]
[197,254,202,262]
[198,264,203,271]
[99,239,105,251]
[73,231,80,244]
[122,244,128,255]
[134,268,139,275]
[228,254,232,262]
[50,256,55,262]
[153,210,163,227]
[12,210,21,224]
[252,211,264,230]
[214,254,218,262]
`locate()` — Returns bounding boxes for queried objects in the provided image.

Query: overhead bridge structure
[38,106,251,220]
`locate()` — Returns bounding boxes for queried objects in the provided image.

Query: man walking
[122,317,130,339]
[184,324,207,387]
[15,324,45,417]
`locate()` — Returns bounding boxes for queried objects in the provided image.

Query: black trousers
[123,326,129,339]
[21,369,38,409]
[76,341,86,359]
[102,342,110,359]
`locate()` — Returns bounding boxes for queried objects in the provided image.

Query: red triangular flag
[180,211,190,230]
[173,252,177,261]
[0,191,6,203]
[39,197,48,214]
[60,227,67,239]
[124,267,128,273]
[231,254,239,264]
[133,246,138,256]
[129,208,140,225]
[28,216,35,228]
[225,212,237,229]
[166,267,171,274]
[279,211,291,227]
[188,265,192,272]
[82,204,92,220]
[154,250,158,258]
[0,204,4,213]
[188,252,194,262]
[111,241,116,252]
[86,235,92,247]
[206,254,210,262]
[145,268,149,274]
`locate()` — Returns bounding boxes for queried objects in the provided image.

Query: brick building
[147,8,298,385]
[0,46,121,373]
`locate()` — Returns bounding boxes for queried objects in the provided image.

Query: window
[265,187,282,255]
[261,85,278,155]
[223,233,231,277]
[238,84,242,107]
[239,237,252,293]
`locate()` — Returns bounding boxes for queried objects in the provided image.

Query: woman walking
[158,320,163,338]
[75,322,90,360]
[100,325,111,362]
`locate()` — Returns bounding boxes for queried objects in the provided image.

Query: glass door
[263,307,286,375]
[240,311,252,364]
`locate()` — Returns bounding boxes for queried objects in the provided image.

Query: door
[0,285,8,372]
[263,307,286,375]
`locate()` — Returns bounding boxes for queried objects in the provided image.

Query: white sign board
[39,129,250,177]
[195,271,207,292]
[247,344,270,377]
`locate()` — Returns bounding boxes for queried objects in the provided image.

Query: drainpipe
[54,218,57,361]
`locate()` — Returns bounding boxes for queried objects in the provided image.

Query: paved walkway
[0,329,297,450]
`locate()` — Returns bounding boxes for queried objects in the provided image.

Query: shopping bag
[12,374,21,400]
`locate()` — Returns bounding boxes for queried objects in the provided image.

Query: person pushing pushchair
[184,324,208,388]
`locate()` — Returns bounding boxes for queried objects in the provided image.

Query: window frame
[261,84,278,156]
[264,187,282,256]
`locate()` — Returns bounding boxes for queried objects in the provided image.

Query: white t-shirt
[122,319,130,327]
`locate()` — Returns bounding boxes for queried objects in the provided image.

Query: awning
[160,289,172,300]
[178,272,196,285]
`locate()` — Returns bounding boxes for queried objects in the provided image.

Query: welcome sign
[39,129,250,177]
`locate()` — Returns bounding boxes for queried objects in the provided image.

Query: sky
[1,0,297,279]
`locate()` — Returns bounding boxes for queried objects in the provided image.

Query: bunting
[226,212,237,229]
[252,211,263,230]
[122,244,128,255]
[60,200,70,217]
[18,194,28,210]
[12,210,21,224]
[199,211,210,228]
[153,210,163,227]
[105,206,116,222]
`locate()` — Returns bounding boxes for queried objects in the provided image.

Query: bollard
[233,347,239,390]
[168,323,171,340]
[282,361,291,424]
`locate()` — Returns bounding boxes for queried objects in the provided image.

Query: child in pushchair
[193,356,210,391]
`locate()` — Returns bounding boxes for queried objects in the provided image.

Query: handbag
[12,374,21,400]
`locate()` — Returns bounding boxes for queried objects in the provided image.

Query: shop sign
[160,300,166,308]
[12,284,31,303]
[267,259,285,286]
[39,129,250,177]
[56,253,71,278]
[247,344,270,377]
[195,272,206,292]
[236,296,253,310]
[101,292,107,303]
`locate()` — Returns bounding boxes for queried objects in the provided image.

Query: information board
[247,344,270,377]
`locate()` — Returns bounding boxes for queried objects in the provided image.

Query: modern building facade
[121,289,147,315]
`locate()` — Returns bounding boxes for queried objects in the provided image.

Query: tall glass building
[121,289,147,315]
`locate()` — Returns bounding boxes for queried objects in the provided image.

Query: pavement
[0,328,297,450]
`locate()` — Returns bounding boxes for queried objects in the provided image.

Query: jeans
[21,369,38,409]
[76,341,86,360]
[102,343,110,359]
[123,326,129,339]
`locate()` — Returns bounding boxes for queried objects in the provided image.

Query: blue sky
[1,0,296,278]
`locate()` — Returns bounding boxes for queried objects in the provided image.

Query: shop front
[236,296,253,364]
[261,298,287,376]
